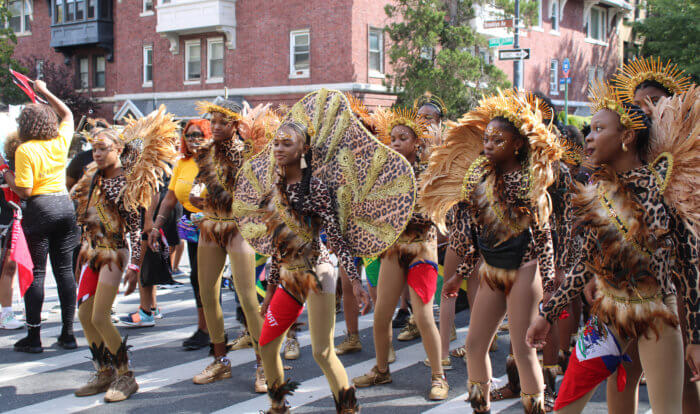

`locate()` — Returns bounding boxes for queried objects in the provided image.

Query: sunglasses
[185,132,204,139]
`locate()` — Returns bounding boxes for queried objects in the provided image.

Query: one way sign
[498,48,531,61]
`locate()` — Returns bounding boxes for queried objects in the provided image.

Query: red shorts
[407,261,438,304]
[77,265,99,306]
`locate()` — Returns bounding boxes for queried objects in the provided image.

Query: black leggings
[22,193,79,334]
[184,209,201,308]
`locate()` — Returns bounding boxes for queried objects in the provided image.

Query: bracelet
[127,264,140,272]
[156,214,167,221]
[0,164,9,174]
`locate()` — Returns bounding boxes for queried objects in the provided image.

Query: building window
[36,59,44,80]
[421,47,434,61]
[143,45,153,86]
[479,48,491,65]
[588,6,607,42]
[185,40,201,81]
[8,0,32,33]
[94,56,105,88]
[143,0,153,12]
[597,66,605,80]
[207,38,224,81]
[550,0,559,32]
[290,29,310,78]
[78,57,89,89]
[368,27,384,76]
[587,66,596,88]
[87,0,95,18]
[536,0,542,28]
[549,59,559,95]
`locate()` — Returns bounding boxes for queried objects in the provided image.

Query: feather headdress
[195,100,243,122]
[589,81,647,131]
[613,56,692,104]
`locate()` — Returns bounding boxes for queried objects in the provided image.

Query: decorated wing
[234,89,417,257]
[119,105,180,212]
[649,85,700,232]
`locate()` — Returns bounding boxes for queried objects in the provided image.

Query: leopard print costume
[453,167,556,294]
[380,161,438,270]
[542,161,700,344]
[73,165,142,271]
[193,137,248,246]
[267,177,360,287]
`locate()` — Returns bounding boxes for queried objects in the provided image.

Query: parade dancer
[71,107,179,402]
[526,81,700,414]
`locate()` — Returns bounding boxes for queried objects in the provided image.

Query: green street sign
[488,37,514,48]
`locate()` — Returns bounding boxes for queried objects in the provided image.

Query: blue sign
[562,58,570,77]
[559,77,572,85]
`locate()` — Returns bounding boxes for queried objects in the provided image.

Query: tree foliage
[633,0,699,82]
[0,5,27,106]
[384,0,512,118]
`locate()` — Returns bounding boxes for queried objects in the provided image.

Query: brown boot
[104,338,139,402]
[490,354,519,401]
[521,391,546,414]
[428,373,449,400]
[75,343,116,397]
[265,380,299,413]
[333,386,360,413]
[467,380,491,413]
[255,364,267,393]
[335,332,362,355]
[352,365,391,388]
[542,365,558,412]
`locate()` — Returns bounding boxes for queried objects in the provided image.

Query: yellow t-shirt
[15,121,73,196]
[168,157,202,213]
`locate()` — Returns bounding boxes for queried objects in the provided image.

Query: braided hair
[277,122,314,217]
[620,102,652,162]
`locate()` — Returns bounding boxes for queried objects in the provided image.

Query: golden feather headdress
[413,92,447,116]
[589,81,647,131]
[195,100,242,122]
[613,56,692,104]
[522,91,555,127]
[374,107,430,146]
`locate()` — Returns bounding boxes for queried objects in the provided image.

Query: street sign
[559,77,572,85]
[484,19,514,29]
[498,48,530,61]
[488,37,514,48]
[562,58,570,78]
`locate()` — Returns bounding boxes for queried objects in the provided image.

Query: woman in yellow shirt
[0,80,80,353]
[148,119,209,350]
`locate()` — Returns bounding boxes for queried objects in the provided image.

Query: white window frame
[550,0,560,33]
[143,45,153,87]
[6,0,32,35]
[549,59,559,96]
[596,66,605,81]
[184,39,201,83]
[77,56,89,90]
[94,55,106,90]
[587,66,596,93]
[289,29,310,79]
[206,37,225,83]
[586,5,608,44]
[532,0,544,31]
[368,27,384,78]
[141,0,154,16]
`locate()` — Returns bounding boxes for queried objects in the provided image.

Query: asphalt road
[0,256,651,413]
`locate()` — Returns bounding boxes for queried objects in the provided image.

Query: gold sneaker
[428,373,449,400]
[423,356,453,371]
[104,371,139,402]
[353,365,392,388]
[388,346,397,364]
[397,316,420,341]
[228,331,253,350]
[193,357,232,384]
[254,364,267,393]
[335,333,362,355]
[283,337,300,360]
[75,366,116,397]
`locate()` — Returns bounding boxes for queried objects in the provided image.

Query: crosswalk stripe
[0,296,201,347]
[214,327,471,413]
[2,313,375,413]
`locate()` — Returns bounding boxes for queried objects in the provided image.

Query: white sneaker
[1,311,24,330]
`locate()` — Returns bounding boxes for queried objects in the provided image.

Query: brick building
[9,0,632,120]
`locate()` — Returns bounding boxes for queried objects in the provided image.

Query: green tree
[384,0,513,118]
[633,0,699,82]
[0,5,27,105]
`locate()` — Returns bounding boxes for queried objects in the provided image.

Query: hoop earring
[622,143,628,152]
[515,148,519,156]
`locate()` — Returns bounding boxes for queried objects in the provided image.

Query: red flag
[9,219,33,296]
[9,69,47,104]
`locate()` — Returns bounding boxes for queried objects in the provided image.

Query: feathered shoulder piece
[238,103,281,159]
[648,84,700,232]
[345,92,375,132]
[234,89,416,257]
[420,89,563,230]
[614,57,692,105]
[119,105,180,211]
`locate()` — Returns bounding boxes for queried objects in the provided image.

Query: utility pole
[513,0,521,89]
